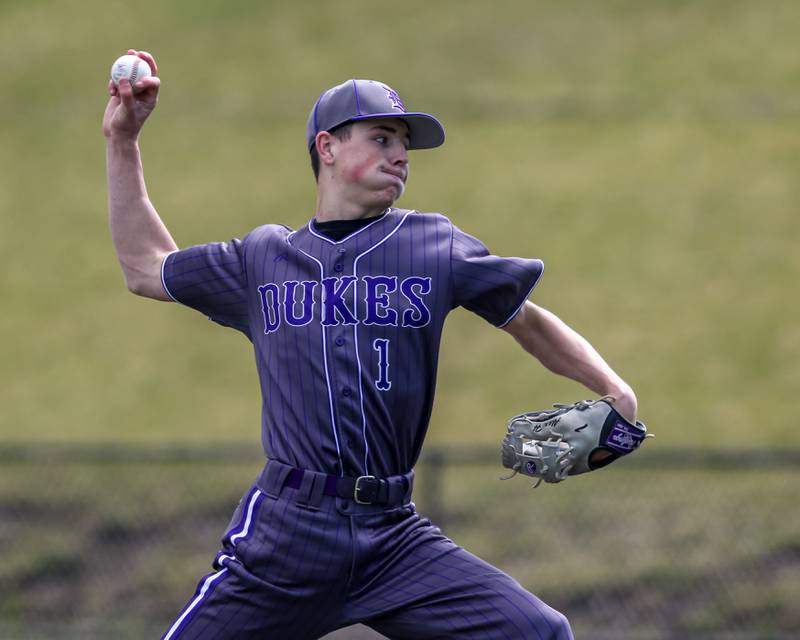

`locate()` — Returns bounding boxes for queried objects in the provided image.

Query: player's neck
[315,193,389,222]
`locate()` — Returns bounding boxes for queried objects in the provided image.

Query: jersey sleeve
[450,224,544,327]
[161,238,251,337]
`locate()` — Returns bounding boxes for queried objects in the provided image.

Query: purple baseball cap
[306,79,445,152]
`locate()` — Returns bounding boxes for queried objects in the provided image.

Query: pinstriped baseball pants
[161,464,573,640]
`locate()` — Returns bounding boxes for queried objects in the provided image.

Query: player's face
[334,118,410,211]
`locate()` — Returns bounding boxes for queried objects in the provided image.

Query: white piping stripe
[286,236,344,471]
[352,211,413,474]
[160,250,181,303]
[229,489,262,545]
[161,490,261,638]
[497,260,545,328]
[162,569,228,640]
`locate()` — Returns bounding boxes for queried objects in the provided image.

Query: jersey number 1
[373,339,391,391]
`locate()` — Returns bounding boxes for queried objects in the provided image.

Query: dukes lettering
[258,275,432,334]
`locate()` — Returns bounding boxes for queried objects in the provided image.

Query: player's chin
[372,185,404,209]
[388,179,407,200]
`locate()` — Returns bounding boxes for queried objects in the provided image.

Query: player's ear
[315,132,337,166]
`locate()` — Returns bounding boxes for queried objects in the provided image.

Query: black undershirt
[312,212,386,242]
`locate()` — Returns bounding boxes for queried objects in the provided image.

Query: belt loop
[381,471,412,507]
[306,473,326,509]
[258,460,291,499]
[401,469,414,503]
[295,469,317,509]
[384,480,399,506]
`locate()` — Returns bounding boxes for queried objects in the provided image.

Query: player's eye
[374,136,387,145]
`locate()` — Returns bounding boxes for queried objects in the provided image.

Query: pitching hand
[103,49,160,140]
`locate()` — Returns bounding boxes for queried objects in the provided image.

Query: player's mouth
[381,168,407,184]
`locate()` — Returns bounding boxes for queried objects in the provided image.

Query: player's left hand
[500,396,653,487]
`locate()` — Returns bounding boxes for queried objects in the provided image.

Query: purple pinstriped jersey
[162,209,543,477]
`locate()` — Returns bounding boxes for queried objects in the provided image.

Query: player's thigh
[162,489,349,640]
[366,537,573,640]
[160,563,335,640]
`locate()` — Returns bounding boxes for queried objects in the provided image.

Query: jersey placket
[324,244,368,477]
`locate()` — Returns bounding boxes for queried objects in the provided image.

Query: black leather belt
[287,468,396,505]
[261,461,413,507]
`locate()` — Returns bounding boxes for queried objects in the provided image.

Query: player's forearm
[106,137,177,300]
[505,302,637,419]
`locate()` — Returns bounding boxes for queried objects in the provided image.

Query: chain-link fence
[1,444,797,639]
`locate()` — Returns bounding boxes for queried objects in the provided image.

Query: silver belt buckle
[354,475,378,504]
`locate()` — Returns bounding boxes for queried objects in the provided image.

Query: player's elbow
[119,253,172,301]
[123,270,170,301]
[124,274,147,296]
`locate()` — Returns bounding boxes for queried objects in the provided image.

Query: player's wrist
[606,384,637,423]
[106,131,140,149]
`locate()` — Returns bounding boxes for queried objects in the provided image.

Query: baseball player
[104,50,638,640]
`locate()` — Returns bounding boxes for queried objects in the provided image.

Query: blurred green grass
[0,3,795,450]
[2,0,799,448]
[436,464,800,635]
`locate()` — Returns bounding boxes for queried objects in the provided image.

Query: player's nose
[390,143,408,167]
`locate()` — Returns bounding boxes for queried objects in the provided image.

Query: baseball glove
[501,396,651,487]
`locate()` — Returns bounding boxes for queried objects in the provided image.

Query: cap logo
[382,85,405,112]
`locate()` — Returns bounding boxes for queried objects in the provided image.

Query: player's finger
[135,75,160,96]
[117,77,135,108]
[137,50,158,76]
[127,48,158,77]
[103,93,121,118]
[108,78,118,96]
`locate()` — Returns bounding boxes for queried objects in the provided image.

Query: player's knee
[511,598,572,640]
[536,605,573,640]
[485,575,573,639]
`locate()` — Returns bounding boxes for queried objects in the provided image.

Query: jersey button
[335,336,345,347]
[337,248,346,254]
[342,387,352,397]
[334,263,344,272]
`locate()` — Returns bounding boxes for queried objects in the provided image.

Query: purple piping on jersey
[306,208,392,245]
[352,211,413,474]
[161,250,181,303]
[352,79,362,115]
[496,261,545,328]
[285,233,345,473]
[161,568,230,640]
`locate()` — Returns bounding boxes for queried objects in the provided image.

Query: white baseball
[110,54,152,92]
